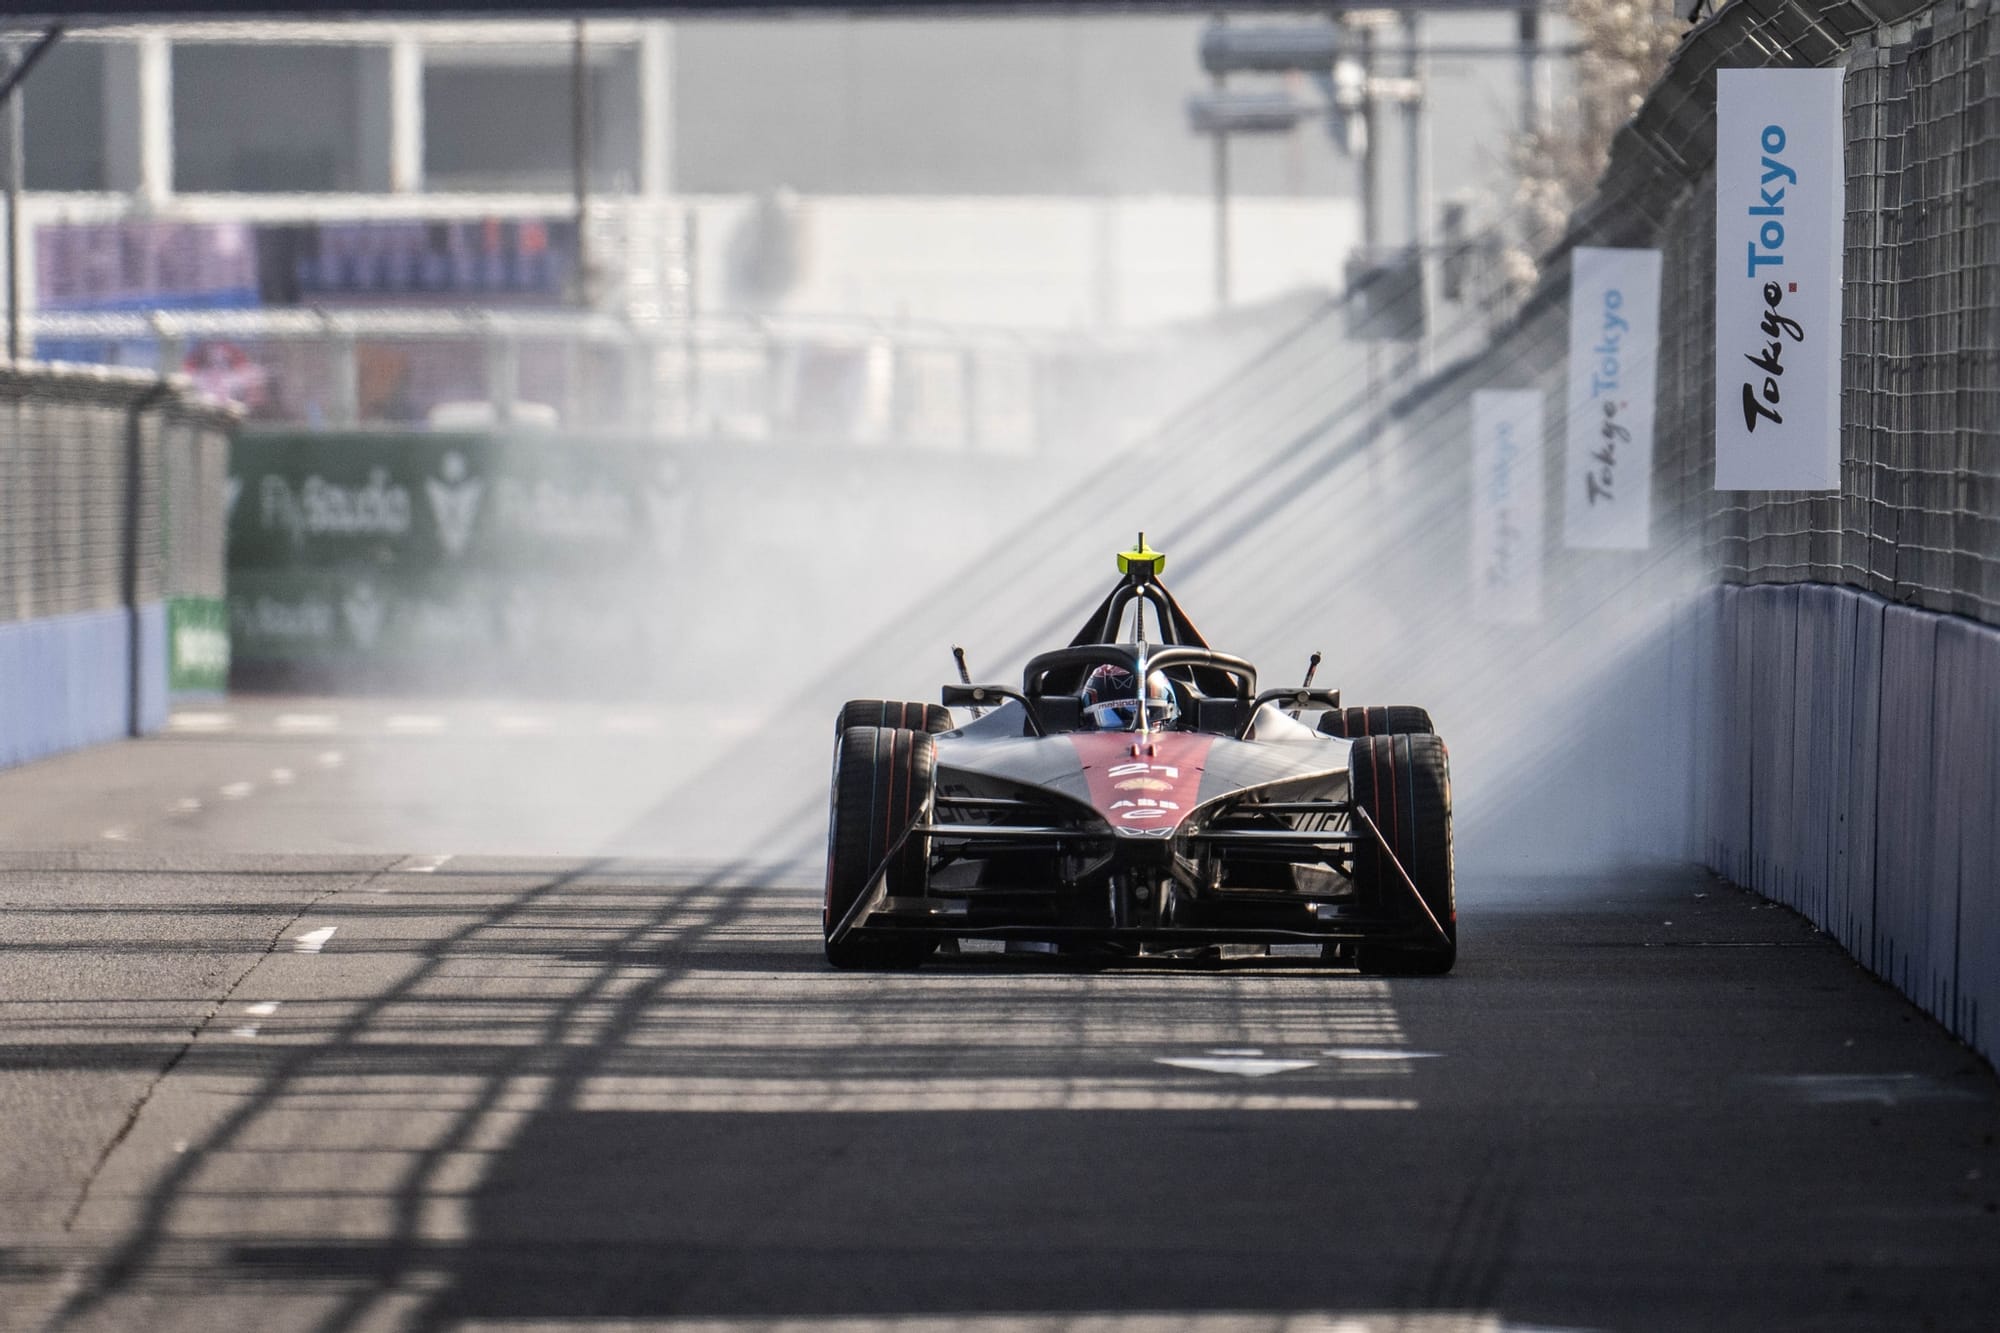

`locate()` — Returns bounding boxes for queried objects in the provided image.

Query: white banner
[1471,389,1544,624]
[1714,67,1845,491]
[1564,247,1661,549]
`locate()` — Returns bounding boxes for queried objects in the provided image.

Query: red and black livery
[824,548,1455,973]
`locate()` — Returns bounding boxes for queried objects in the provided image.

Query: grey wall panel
[136,603,168,737]
[1874,604,1942,1015]
[1703,584,2000,1060]
[1951,624,2000,1066]
[0,606,153,769]
[1834,591,1883,963]
[1714,586,1752,884]
[1792,584,1842,929]
[1934,616,1999,1058]
[1747,584,1802,907]
[1683,588,1724,863]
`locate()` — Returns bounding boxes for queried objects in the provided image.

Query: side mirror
[942,683,1044,735]
[1248,686,1341,714]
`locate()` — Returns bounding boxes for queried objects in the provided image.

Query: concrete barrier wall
[0,363,233,772]
[1705,582,2000,1065]
[0,604,166,769]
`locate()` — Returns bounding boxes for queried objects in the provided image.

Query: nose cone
[1068,731,1216,835]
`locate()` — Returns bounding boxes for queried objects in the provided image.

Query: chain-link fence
[1390,0,2000,1064]
[1430,0,1998,627]
[0,362,235,692]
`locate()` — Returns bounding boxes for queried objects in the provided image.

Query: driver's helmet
[1081,663,1180,731]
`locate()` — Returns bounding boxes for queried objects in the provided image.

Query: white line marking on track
[269,767,295,784]
[219,782,254,800]
[1322,1048,1445,1061]
[1155,1056,1320,1078]
[1758,1073,1981,1106]
[228,1026,260,1039]
[167,712,233,732]
[245,1001,280,1016]
[393,853,453,875]
[1208,1048,1265,1057]
[293,926,337,954]
[539,1316,1593,1332]
[276,713,338,733]
[317,751,345,768]
[171,798,202,814]
[582,1078,1412,1114]
[386,714,446,734]
[101,827,130,842]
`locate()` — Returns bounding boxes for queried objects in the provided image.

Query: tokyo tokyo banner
[1471,389,1545,624]
[1564,247,1661,548]
[1714,68,1845,491]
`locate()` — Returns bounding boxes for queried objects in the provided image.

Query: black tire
[1347,732,1455,975]
[1317,705,1436,739]
[835,699,955,736]
[824,725,937,970]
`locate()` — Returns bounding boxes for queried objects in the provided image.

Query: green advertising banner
[228,431,689,690]
[230,432,682,575]
[168,596,231,694]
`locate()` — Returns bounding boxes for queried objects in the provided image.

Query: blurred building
[11,13,1548,427]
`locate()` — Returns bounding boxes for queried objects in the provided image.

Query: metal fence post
[126,382,169,736]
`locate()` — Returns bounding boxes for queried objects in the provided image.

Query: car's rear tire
[825,724,937,970]
[1317,705,1436,739]
[1347,732,1455,976]
[835,699,955,736]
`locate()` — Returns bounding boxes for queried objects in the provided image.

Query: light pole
[1,26,62,363]
[1211,63,1231,309]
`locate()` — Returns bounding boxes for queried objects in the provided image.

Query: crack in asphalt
[57,857,402,1235]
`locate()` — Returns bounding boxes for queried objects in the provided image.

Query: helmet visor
[1085,699,1141,730]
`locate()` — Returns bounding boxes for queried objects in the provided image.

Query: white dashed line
[168,712,233,732]
[229,1025,261,1039]
[171,798,202,814]
[219,782,254,800]
[269,767,295,785]
[317,751,345,769]
[1322,1048,1445,1061]
[245,1001,280,1017]
[101,827,131,842]
[1155,1055,1320,1078]
[276,713,338,733]
[293,926,337,954]
[394,853,454,875]
[386,714,446,734]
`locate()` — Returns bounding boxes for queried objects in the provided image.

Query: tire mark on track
[1404,1144,1528,1321]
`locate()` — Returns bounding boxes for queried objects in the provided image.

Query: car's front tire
[1346,732,1455,976]
[834,699,955,736]
[824,724,937,970]
[1317,705,1436,739]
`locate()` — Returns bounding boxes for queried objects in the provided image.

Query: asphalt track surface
[2,700,1998,1333]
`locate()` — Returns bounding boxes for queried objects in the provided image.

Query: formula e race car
[822,539,1456,974]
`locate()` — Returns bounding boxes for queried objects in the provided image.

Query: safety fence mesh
[1413,0,2000,628]
[0,364,235,625]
